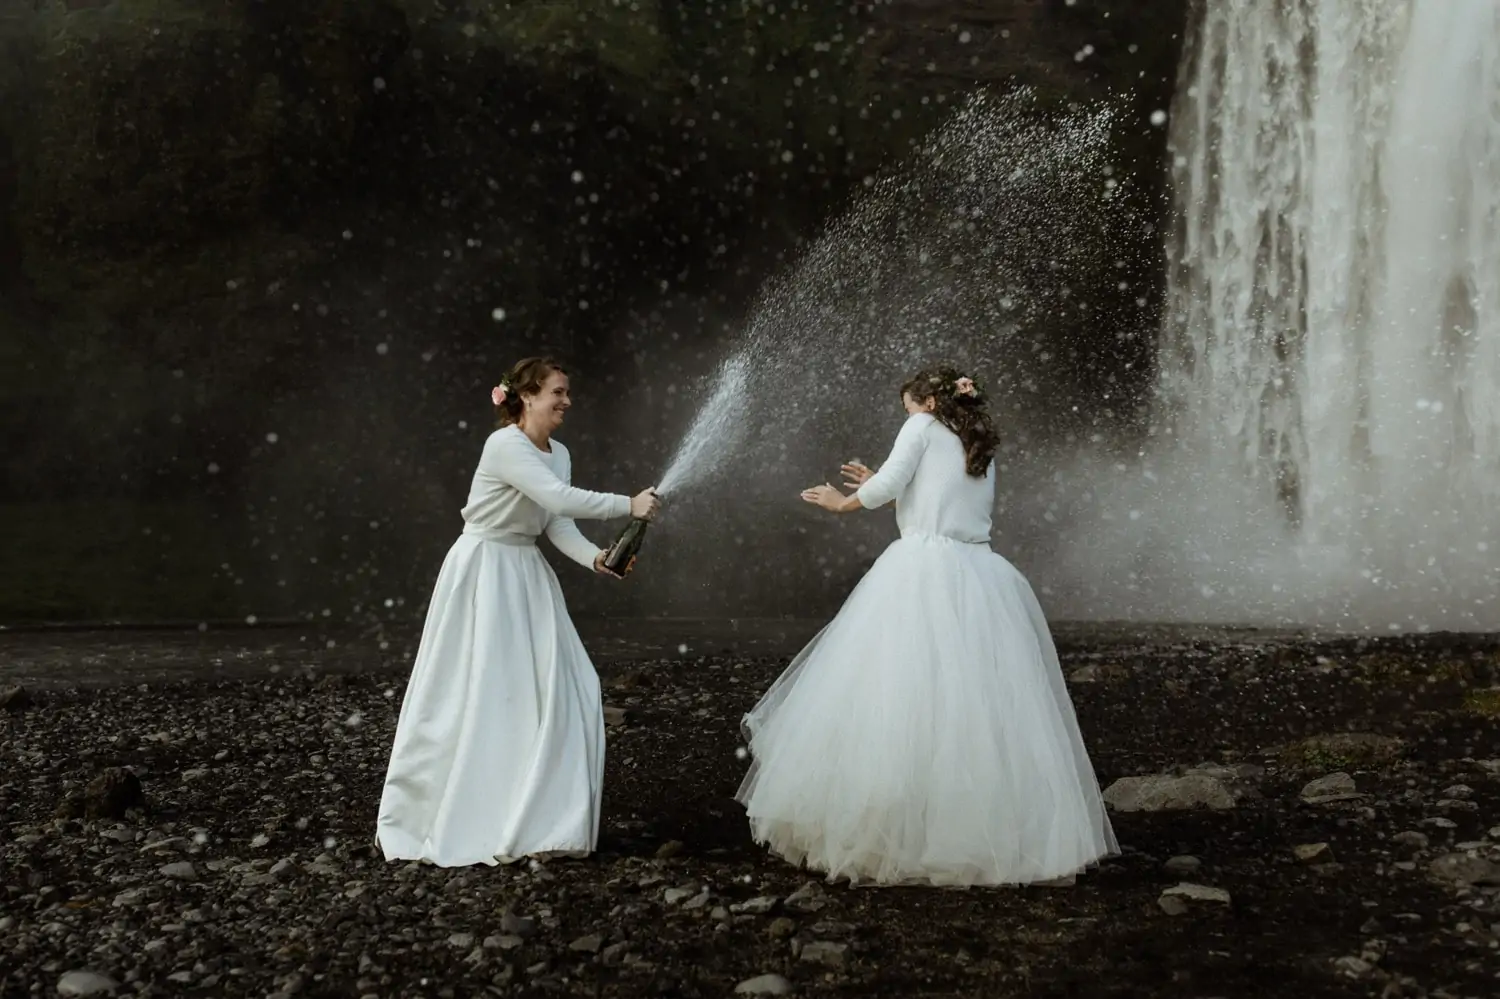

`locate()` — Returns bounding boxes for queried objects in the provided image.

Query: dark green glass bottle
[601,517,649,577]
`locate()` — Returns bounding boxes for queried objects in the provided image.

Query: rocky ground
[4,625,1500,998]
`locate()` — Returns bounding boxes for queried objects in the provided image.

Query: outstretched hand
[801,483,850,512]
[840,460,873,488]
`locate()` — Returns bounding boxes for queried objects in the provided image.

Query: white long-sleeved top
[854,412,994,544]
[459,425,631,568]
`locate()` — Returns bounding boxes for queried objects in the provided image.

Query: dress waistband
[899,531,991,546]
[462,523,538,546]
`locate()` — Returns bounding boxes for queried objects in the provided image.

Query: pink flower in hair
[491,384,509,406]
[954,376,977,397]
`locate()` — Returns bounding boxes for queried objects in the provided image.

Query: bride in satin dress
[736,365,1118,887]
[375,356,659,867]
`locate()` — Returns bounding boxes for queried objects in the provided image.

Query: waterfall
[1026,0,1500,631]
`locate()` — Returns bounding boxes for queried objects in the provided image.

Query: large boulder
[1103,773,1237,813]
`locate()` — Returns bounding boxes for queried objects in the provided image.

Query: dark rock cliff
[0,0,1188,622]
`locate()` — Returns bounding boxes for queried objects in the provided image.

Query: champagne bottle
[601,516,649,577]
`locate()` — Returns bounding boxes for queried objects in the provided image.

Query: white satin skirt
[375,531,604,867]
[737,533,1118,887]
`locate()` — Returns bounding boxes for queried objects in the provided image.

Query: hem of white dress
[376,829,594,868]
[746,824,1116,889]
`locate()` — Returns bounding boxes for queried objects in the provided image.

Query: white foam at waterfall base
[1017,0,1500,632]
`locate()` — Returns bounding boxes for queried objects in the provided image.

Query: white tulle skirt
[376,533,604,867]
[736,534,1118,887]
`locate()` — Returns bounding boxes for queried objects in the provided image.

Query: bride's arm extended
[804,415,930,513]
[853,415,930,509]
[483,432,631,521]
[543,450,611,570]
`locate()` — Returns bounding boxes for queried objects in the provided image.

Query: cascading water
[1162,0,1500,535]
[1031,0,1500,631]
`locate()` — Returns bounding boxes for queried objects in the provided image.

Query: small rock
[250,833,271,849]
[1157,895,1189,916]
[1300,772,1360,804]
[56,971,119,996]
[71,769,144,821]
[1,684,32,712]
[1102,774,1235,812]
[767,917,797,939]
[159,862,197,881]
[1429,853,1500,886]
[655,840,684,860]
[1332,955,1374,979]
[1438,798,1479,812]
[448,933,474,949]
[1159,883,1231,909]
[569,934,603,954]
[1163,855,1201,875]
[663,886,697,905]
[1392,830,1429,850]
[736,972,795,995]
[269,858,300,880]
[610,670,652,691]
[500,911,536,938]
[732,896,780,915]
[140,837,186,854]
[603,705,629,727]
[1294,843,1334,864]
[1067,664,1127,683]
[682,888,712,911]
[809,921,855,937]
[600,941,631,966]
[1186,762,1267,782]
[800,941,848,967]
[784,881,828,913]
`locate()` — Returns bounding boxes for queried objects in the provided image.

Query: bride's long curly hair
[900,365,999,477]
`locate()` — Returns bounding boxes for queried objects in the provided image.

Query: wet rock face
[0,0,1188,625]
[0,0,1186,307]
[3,1,411,299]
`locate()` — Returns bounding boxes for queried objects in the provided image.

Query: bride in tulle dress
[736,365,1118,887]
[375,357,659,867]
